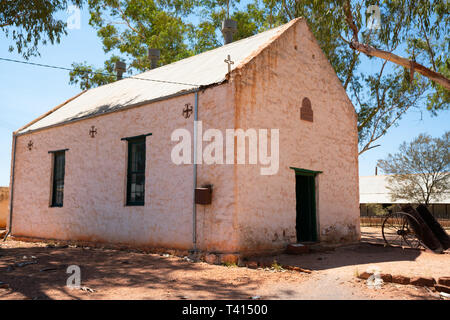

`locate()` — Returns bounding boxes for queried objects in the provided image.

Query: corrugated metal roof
[360,175,450,204]
[18,19,300,134]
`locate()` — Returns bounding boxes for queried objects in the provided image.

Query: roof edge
[229,17,304,78]
[15,90,88,135]
[14,86,206,137]
[16,19,303,135]
[302,21,357,118]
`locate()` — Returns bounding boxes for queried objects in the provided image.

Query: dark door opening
[295,174,318,242]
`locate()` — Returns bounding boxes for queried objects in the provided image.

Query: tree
[69,0,270,89]
[271,0,448,153]
[69,0,197,89]
[69,0,449,154]
[1,0,84,59]
[342,0,450,91]
[377,131,450,205]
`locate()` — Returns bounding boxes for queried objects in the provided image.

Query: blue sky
[0,6,448,186]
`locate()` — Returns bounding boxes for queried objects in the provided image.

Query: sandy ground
[0,228,449,300]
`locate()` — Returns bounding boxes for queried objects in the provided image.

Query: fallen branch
[282,265,312,273]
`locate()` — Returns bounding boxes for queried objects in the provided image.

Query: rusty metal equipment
[382,204,450,253]
[382,211,423,249]
[416,204,450,250]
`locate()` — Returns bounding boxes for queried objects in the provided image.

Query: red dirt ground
[1,229,449,300]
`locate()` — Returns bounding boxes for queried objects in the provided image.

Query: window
[126,137,146,206]
[51,151,66,207]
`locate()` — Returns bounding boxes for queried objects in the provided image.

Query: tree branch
[115,4,146,40]
[359,144,381,154]
[419,15,437,71]
[342,1,450,90]
[343,0,359,42]
[281,0,293,20]
[358,86,423,155]
[343,51,359,90]
[357,106,379,132]
[350,41,450,90]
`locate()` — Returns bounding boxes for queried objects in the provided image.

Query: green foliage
[70,0,197,88]
[271,259,283,271]
[279,0,448,154]
[377,131,450,205]
[370,0,450,116]
[1,0,84,59]
[366,204,388,216]
[69,60,117,90]
[366,203,399,216]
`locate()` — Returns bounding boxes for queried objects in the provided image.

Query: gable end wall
[232,19,360,252]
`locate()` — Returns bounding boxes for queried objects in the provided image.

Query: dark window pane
[51,151,65,207]
[127,138,146,206]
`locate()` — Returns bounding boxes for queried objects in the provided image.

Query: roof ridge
[17,18,303,134]
[135,18,302,79]
[51,20,299,96]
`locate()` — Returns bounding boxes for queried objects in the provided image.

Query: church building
[7,18,360,256]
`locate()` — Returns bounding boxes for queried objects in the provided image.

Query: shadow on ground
[253,243,422,272]
[0,245,261,300]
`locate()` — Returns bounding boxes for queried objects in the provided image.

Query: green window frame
[126,137,146,206]
[51,150,66,207]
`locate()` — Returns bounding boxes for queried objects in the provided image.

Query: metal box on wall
[195,186,212,205]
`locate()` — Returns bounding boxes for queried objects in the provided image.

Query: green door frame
[289,167,323,176]
[290,167,322,242]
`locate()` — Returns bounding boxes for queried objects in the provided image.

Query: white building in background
[359,175,450,218]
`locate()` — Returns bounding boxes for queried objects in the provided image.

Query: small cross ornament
[27,140,33,151]
[89,126,97,138]
[224,55,234,73]
[183,103,193,119]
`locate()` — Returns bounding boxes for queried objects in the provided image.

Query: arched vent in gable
[301,97,313,122]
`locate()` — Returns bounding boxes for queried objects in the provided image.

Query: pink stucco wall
[11,83,241,252]
[194,86,241,252]
[0,187,8,228]
[10,19,359,253]
[10,92,205,250]
[230,19,360,252]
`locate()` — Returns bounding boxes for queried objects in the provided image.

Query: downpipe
[3,133,17,241]
[192,90,199,252]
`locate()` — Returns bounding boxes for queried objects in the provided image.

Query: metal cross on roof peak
[224,55,234,74]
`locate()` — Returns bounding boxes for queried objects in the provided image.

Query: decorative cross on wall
[27,140,33,151]
[183,103,193,119]
[89,126,97,138]
[224,55,234,73]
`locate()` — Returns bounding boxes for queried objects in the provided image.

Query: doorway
[291,167,320,242]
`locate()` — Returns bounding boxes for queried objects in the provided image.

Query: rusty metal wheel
[382,212,423,248]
